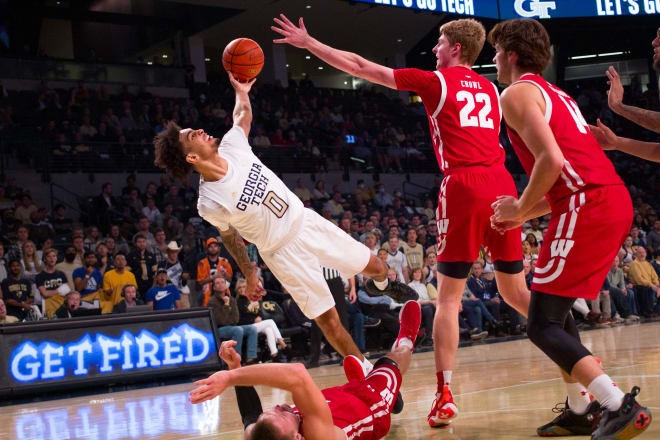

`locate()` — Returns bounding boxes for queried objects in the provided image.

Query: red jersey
[394,66,504,173]
[505,74,624,212]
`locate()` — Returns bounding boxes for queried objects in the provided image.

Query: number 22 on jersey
[457,90,494,129]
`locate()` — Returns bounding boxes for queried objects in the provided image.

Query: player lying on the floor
[189,300,422,440]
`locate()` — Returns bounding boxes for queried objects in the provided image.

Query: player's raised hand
[606,66,624,113]
[272,14,311,49]
[190,371,231,404]
[228,71,256,91]
[219,340,242,370]
[491,195,523,225]
[589,118,619,151]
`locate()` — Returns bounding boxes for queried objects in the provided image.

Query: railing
[0,57,186,88]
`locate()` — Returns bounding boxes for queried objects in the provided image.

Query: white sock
[392,337,413,351]
[566,381,591,414]
[373,278,389,290]
[362,358,374,376]
[587,374,625,411]
[442,370,452,387]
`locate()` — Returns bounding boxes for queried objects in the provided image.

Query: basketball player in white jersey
[153,73,418,376]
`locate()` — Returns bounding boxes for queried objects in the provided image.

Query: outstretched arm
[219,226,261,297]
[272,14,396,89]
[607,66,660,133]
[589,118,660,163]
[191,361,341,439]
[228,73,255,138]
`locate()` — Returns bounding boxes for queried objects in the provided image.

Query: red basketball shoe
[428,385,459,427]
[393,300,422,351]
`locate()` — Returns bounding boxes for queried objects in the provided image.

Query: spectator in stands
[95,242,113,274]
[311,179,330,202]
[15,194,38,225]
[109,224,130,254]
[133,216,156,251]
[648,220,660,255]
[524,218,543,243]
[522,240,534,263]
[252,127,271,148]
[621,235,635,263]
[124,188,144,218]
[37,248,69,318]
[630,226,646,249]
[92,183,118,232]
[0,243,6,283]
[101,252,137,314]
[197,237,233,306]
[628,247,660,317]
[400,228,424,271]
[127,234,157,298]
[1,259,33,321]
[236,281,286,362]
[54,291,81,319]
[208,277,258,365]
[525,233,540,256]
[0,299,18,324]
[72,235,85,266]
[21,240,42,282]
[146,268,181,310]
[293,178,312,203]
[384,234,409,283]
[374,183,394,208]
[607,256,639,322]
[152,228,168,265]
[142,196,162,227]
[466,261,505,336]
[325,192,344,218]
[51,204,74,236]
[158,241,190,308]
[523,259,533,289]
[163,184,185,217]
[652,250,660,278]
[83,225,102,251]
[7,225,29,261]
[357,269,401,348]
[73,251,102,296]
[408,267,435,345]
[112,284,143,313]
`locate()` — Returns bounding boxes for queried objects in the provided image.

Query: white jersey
[197,125,305,254]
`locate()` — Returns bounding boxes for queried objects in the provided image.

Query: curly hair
[153,121,192,180]
[439,19,486,66]
[487,19,551,74]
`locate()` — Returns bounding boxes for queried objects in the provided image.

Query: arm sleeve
[235,386,263,428]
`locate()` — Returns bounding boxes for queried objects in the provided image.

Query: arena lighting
[305,55,311,59]
[147,61,153,65]
[162,54,168,59]
[570,51,629,60]
[204,57,211,62]
[306,4,312,8]
[318,66,324,69]
[396,38,403,42]
[570,54,598,60]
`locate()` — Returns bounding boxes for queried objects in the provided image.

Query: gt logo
[514,0,556,18]
[550,239,574,259]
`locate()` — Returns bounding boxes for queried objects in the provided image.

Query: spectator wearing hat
[112,284,144,313]
[197,237,233,306]
[158,241,191,308]
[146,268,182,311]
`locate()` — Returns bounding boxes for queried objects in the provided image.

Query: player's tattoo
[615,103,660,134]
[219,226,254,279]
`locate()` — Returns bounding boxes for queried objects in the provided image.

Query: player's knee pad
[493,259,523,274]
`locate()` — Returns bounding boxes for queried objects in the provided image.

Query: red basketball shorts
[436,165,522,264]
[532,185,632,300]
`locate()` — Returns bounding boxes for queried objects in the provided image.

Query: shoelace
[551,402,568,416]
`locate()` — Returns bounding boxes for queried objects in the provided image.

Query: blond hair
[439,19,486,66]
[22,240,42,273]
[234,278,247,296]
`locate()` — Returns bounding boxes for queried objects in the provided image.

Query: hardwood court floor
[6,322,660,440]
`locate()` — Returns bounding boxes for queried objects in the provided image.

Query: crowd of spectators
[0,72,658,365]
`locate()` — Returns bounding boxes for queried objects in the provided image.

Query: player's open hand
[272,14,311,49]
[219,340,242,370]
[588,118,619,151]
[190,371,231,404]
[606,66,624,113]
[491,195,523,225]
[228,72,256,92]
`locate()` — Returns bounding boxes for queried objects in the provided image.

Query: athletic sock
[587,374,625,411]
[566,381,591,414]
[362,358,374,376]
[392,337,413,351]
[437,370,452,393]
[373,278,389,290]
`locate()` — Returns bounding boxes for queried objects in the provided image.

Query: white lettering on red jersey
[504,74,624,210]
[394,66,504,173]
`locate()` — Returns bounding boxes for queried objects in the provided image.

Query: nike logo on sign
[154,290,171,301]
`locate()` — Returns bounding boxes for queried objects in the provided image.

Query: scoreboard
[351,0,660,19]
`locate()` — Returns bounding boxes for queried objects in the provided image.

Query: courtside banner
[0,308,221,398]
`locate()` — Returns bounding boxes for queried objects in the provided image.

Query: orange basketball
[222,38,264,82]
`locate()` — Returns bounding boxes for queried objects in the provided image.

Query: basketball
[222,38,264,82]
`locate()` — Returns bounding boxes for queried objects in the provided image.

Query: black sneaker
[592,386,652,440]
[537,399,602,437]
[364,279,419,303]
[392,391,404,414]
[364,316,381,328]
